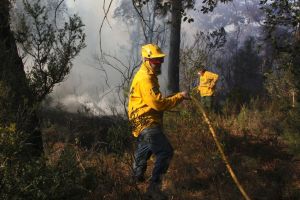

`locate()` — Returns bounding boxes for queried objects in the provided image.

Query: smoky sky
[51,0,132,114]
[15,0,264,115]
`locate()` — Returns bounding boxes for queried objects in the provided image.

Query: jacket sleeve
[208,72,219,88]
[140,77,184,111]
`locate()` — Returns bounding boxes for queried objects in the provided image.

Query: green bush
[0,124,106,200]
[283,108,300,156]
[106,119,132,155]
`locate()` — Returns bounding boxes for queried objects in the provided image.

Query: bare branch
[99,0,114,56]
[131,0,151,31]
[54,0,65,28]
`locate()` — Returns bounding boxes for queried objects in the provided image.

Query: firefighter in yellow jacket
[128,44,189,199]
[197,66,219,111]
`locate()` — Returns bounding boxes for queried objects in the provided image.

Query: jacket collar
[141,61,155,75]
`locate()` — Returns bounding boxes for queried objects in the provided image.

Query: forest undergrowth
[1,98,300,200]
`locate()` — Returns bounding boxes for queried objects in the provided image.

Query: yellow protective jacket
[198,71,219,97]
[128,61,184,137]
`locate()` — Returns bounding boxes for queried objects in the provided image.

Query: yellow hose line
[191,96,251,200]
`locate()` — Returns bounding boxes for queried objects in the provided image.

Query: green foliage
[0,124,104,200]
[15,0,86,102]
[41,107,133,155]
[226,88,252,108]
[264,64,296,109]
[0,124,23,158]
[0,0,86,158]
[283,130,300,156]
[233,37,263,95]
[261,0,300,32]
[106,119,132,155]
[282,108,300,156]
[180,28,226,90]
[222,98,284,138]
[0,1,33,126]
[260,0,300,158]
[201,0,233,13]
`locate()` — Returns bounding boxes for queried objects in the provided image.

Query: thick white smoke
[47,0,263,116]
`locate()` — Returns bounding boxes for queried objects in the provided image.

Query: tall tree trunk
[0,0,43,157]
[288,19,300,104]
[293,30,300,103]
[167,0,182,94]
[148,0,158,43]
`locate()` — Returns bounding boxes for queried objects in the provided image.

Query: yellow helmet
[141,44,166,59]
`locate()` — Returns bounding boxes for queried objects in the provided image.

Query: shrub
[0,124,110,200]
[106,119,132,155]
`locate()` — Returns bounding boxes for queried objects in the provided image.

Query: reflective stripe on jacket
[128,61,184,137]
[198,71,219,97]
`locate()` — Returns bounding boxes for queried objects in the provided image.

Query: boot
[145,183,168,200]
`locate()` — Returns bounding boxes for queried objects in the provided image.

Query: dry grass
[39,101,300,199]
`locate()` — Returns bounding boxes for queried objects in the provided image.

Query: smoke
[54,92,124,116]
[14,0,265,116]
[181,0,264,45]
[51,0,131,115]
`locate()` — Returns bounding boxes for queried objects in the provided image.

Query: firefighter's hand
[180,91,191,100]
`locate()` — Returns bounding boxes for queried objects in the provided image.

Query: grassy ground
[39,101,300,200]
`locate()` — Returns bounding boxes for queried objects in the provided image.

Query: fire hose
[191,95,251,200]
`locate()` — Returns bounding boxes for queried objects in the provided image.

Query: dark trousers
[133,126,174,184]
[201,96,213,111]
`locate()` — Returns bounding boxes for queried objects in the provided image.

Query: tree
[165,0,231,93]
[0,0,85,157]
[106,0,235,95]
[0,0,40,156]
[167,0,183,93]
[180,28,226,91]
[260,0,300,102]
[261,0,300,152]
[96,0,171,115]
[231,37,263,102]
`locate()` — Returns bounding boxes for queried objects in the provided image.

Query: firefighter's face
[149,58,164,75]
[198,70,205,76]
